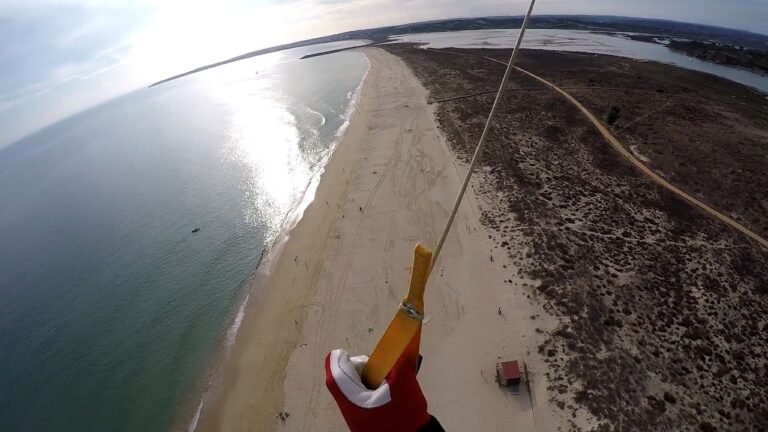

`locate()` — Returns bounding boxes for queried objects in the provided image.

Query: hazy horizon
[2,0,767,147]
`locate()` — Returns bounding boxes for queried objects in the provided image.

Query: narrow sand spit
[198,48,572,432]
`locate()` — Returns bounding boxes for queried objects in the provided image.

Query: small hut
[496,360,521,386]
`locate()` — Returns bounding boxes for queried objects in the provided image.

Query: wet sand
[196,47,571,431]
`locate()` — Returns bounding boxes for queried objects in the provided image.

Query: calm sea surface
[0,40,369,432]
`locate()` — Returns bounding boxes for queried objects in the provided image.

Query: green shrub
[607,106,621,125]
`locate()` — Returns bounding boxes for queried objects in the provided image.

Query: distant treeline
[667,40,768,74]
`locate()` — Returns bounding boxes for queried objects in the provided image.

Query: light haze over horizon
[2,0,767,147]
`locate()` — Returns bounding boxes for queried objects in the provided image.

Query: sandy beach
[197,47,569,432]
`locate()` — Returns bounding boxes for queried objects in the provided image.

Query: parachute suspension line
[430,0,537,269]
[360,0,538,390]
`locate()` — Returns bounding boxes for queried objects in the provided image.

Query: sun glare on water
[128,1,314,237]
[210,68,311,237]
[129,1,288,85]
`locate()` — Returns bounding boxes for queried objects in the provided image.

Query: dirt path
[481,56,768,250]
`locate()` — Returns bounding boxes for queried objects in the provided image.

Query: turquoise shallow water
[0,41,368,432]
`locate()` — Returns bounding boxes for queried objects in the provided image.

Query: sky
[1,0,767,147]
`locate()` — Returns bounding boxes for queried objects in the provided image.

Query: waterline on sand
[184,55,370,432]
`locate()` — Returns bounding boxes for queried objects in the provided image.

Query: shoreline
[184,41,768,430]
[177,56,370,432]
[389,30,768,94]
[192,48,379,432]
[278,47,568,431]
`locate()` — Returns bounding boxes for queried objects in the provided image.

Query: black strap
[419,416,445,432]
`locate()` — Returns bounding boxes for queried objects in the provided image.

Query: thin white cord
[430,0,538,268]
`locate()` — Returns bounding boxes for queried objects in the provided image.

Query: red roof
[498,360,521,380]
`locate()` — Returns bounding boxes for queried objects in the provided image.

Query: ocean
[0,40,369,432]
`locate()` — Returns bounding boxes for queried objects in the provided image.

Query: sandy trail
[198,47,566,432]
[482,54,768,250]
[512,64,768,250]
